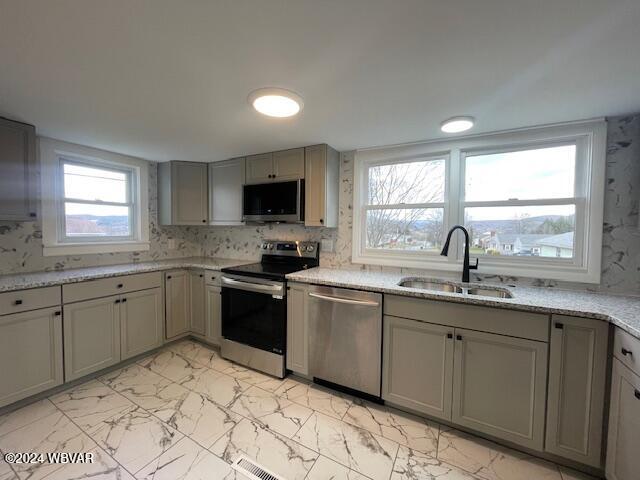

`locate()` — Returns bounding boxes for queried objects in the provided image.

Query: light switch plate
[320,239,334,253]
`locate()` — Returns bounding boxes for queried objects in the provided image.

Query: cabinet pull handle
[29,212,37,218]
[447,333,453,339]
[555,322,564,329]
[456,334,462,341]
[167,275,172,279]
[54,311,61,316]
[122,298,127,303]
[622,348,633,356]
[635,389,640,400]
[117,284,124,289]
[13,300,23,306]
[115,299,121,304]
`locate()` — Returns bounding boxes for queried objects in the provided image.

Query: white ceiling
[1,0,639,162]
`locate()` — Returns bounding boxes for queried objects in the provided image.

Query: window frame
[40,137,150,256]
[57,156,137,244]
[352,120,607,283]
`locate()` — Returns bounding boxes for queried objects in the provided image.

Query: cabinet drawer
[63,272,162,303]
[384,295,549,342]
[205,271,222,287]
[614,328,640,376]
[0,286,61,316]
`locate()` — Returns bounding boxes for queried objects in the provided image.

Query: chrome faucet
[440,225,478,283]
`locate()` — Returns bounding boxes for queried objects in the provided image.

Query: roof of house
[497,234,549,248]
[535,232,574,249]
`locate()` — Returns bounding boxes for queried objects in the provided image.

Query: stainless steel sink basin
[397,278,513,299]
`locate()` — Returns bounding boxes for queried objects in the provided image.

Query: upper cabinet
[209,157,245,225]
[0,117,37,221]
[245,148,304,184]
[305,144,339,227]
[158,161,208,225]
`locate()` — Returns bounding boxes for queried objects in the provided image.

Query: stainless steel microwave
[243,179,305,223]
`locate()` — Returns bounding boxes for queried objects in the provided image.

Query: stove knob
[306,245,315,252]
[261,243,268,249]
[267,243,274,250]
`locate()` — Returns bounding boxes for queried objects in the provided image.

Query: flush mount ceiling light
[440,116,475,133]
[248,88,303,118]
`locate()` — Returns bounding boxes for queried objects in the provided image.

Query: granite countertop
[0,257,251,293]
[287,267,640,340]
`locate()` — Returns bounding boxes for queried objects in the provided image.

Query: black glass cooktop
[221,260,314,281]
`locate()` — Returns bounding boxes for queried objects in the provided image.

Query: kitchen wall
[0,115,638,295]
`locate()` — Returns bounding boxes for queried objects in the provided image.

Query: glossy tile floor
[0,339,599,480]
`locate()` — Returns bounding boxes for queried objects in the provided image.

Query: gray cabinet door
[606,359,640,480]
[545,315,609,467]
[165,270,190,339]
[63,296,121,381]
[0,117,37,221]
[209,158,245,225]
[304,144,339,227]
[173,161,208,225]
[286,283,308,375]
[245,153,273,184]
[205,285,221,346]
[120,288,163,360]
[452,328,548,451]
[273,148,305,181]
[382,315,454,421]
[189,271,205,335]
[0,307,63,408]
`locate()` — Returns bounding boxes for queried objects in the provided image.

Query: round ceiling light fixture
[248,87,303,118]
[440,116,475,133]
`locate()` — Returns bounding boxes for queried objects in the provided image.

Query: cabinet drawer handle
[635,389,640,400]
[622,348,633,356]
[447,333,453,339]
[115,299,121,304]
[555,322,564,329]
[54,311,61,316]
[456,335,463,341]
[122,298,127,303]
[117,284,124,289]
[13,300,23,306]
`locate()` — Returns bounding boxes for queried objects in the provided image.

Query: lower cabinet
[382,315,453,421]
[451,328,548,451]
[545,315,609,467]
[165,270,190,339]
[205,284,222,345]
[606,358,640,480]
[286,283,309,375]
[189,271,205,336]
[0,307,63,408]
[63,296,121,381]
[120,288,164,360]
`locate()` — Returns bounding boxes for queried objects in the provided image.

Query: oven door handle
[308,292,380,307]
[221,276,283,295]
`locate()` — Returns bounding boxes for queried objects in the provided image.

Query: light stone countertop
[287,267,640,340]
[0,257,251,293]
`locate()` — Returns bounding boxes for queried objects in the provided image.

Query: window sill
[43,241,150,257]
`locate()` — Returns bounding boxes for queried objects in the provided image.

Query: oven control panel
[260,240,319,258]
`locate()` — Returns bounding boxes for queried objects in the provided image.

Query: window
[60,160,134,241]
[40,138,149,256]
[353,120,607,283]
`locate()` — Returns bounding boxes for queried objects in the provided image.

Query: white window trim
[352,119,607,283]
[40,137,150,256]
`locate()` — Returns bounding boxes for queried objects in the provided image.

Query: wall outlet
[167,239,177,250]
[320,239,334,253]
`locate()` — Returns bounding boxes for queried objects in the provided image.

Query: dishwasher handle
[308,292,380,307]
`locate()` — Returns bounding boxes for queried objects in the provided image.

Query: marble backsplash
[1,114,638,295]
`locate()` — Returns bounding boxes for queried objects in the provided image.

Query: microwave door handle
[308,292,380,307]
[221,276,283,294]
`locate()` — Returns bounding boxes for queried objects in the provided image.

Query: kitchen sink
[397,278,513,299]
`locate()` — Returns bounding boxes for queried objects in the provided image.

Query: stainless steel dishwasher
[307,285,382,398]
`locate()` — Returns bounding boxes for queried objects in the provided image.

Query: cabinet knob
[115,299,121,304]
[635,389,640,400]
[622,348,633,356]
[54,311,61,316]
[13,300,23,306]
[202,219,206,223]
[320,218,324,224]
[555,322,564,329]
[122,298,127,303]
[117,284,124,289]
[199,274,203,278]
[456,334,463,341]
[29,212,37,218]
[447,333,453,339]
[167,275,172,279]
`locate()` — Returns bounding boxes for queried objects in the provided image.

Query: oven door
[221,274,286,354]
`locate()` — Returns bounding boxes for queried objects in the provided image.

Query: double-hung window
[353,120,607,283]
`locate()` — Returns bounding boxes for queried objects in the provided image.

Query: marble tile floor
[0,339,600,480]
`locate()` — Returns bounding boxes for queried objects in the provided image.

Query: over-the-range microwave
[243,179,305,223]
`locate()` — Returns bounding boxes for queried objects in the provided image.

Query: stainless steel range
[220,240,319,378]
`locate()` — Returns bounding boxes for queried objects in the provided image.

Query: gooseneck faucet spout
[440,225,479,283]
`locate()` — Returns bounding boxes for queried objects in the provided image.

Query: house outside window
[40,138,150,256]
[353,120,607,283]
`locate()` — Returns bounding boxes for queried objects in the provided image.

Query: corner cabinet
[245,148,305,184]
[0,117,37,221]
[286,283,309,375]
[304,144,340,227]
[158,161,208,225]
[165,270,190,339]
[209,158,245,225]
[545,315,609,468]
[382,315,453,421]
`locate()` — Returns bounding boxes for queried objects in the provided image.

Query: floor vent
[231,456,285,480]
